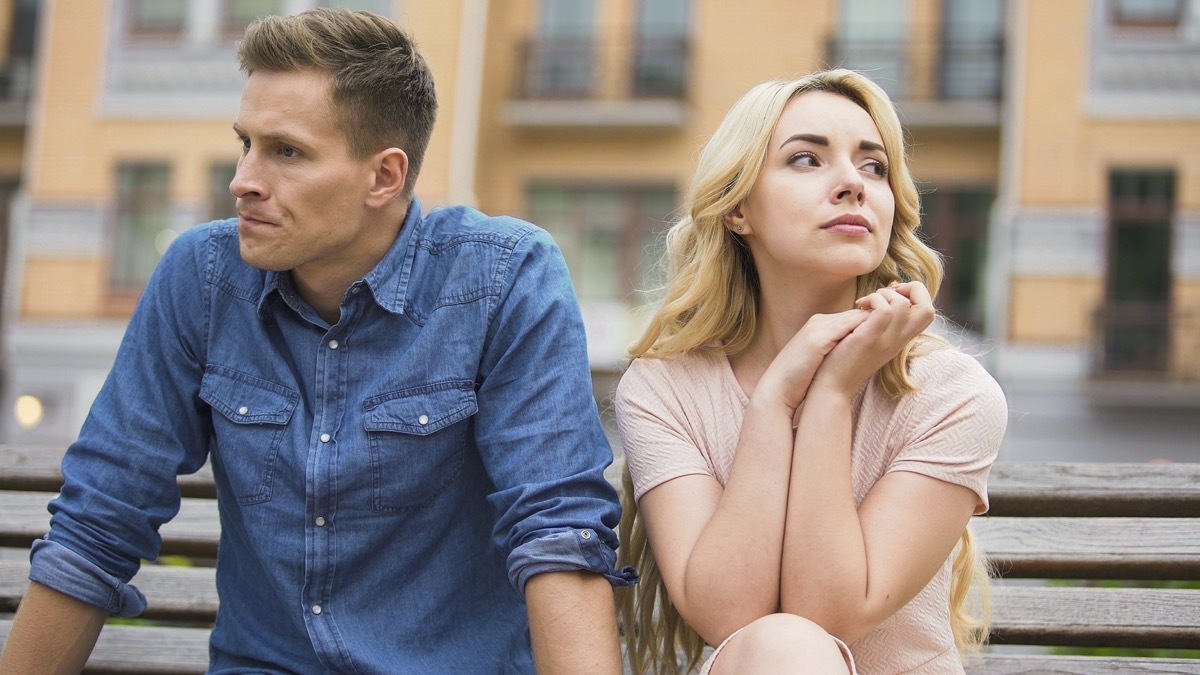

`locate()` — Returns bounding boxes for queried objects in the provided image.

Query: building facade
[2,0,1194,446]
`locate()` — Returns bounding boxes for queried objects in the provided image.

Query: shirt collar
[256,197,425,317]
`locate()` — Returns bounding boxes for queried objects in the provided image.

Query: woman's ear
[725,203,751,235]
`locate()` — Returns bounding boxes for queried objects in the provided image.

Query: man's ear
[725,203,751,235]
[366,148,409,207]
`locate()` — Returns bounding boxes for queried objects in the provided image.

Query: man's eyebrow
[231,123,307,148]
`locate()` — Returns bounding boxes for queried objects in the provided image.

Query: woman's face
[728,90,895,287]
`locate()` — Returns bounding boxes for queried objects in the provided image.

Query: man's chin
[238,245,290,272]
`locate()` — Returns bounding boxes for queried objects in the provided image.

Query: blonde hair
[617,70,991,673]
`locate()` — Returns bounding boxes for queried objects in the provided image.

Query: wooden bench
[2,446,1199,673]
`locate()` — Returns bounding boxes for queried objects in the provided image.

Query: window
[1110,0,1185,27]
[528,185,675,303]
[525,0,596,97]
[1100,169,1175,374]
[633,0,690,97]
[939,0,1003,100]
[920,187,994,333]
[223,0,282,36]
[210,163,238,221]
[111,163,171,292]
[129,0,188,37]
[831,0,909,98]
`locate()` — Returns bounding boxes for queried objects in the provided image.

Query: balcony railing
[824,36,1003,103]
[513,36,689,101]
[1092,303,1200,382]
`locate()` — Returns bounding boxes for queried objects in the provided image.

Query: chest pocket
[200,365,299,505]
[363,380,477,513]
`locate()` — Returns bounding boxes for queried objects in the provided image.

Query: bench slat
[990,585,1200,648]
[0,491,220,558]
[986,462,1200,518]
[974,516,1200,579]
[0,619,209,674]
[0,559,218,622]
[0,446,215,498]
[966,654,1200,674]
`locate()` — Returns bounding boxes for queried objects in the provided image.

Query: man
[0,8,633,674]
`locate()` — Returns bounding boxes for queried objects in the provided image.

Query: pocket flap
[363,381,478,436]
[200,365,299,426]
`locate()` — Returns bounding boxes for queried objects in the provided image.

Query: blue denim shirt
[30,199,635,674]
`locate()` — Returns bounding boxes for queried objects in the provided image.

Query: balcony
[506,36,689,132]
[1090,304,1200,403]
[824,35,1003,129]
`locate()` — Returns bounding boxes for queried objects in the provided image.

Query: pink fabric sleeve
[615,358,719,501]
[885,349,1008,514]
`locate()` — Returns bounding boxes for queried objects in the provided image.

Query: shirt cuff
[507,528,639,595]
[28,537,147,618]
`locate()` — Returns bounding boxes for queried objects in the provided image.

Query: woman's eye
[865,160,889,178]
[789,152,818,167]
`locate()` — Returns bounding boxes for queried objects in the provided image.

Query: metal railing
[513,36,689,100]
[1092,303,1200,381]
[824,36,1003,102]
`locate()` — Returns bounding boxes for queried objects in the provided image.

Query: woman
[614,69,1007,674]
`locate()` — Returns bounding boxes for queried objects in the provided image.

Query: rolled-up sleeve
[30,226,213,614]
[473,224,637,594]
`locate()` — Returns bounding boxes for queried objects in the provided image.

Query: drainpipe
[448,0,488,207]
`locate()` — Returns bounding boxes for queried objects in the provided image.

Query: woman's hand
[812,281,935,399]
[758,309,871,412]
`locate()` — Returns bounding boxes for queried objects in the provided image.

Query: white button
[311,605,322,615]
[238,406,249,415]
[315,517,326,527]
[418,414,429,425]
[351,287,361,294]
[320,433,331,443]
[328,340,339,350]
[581,530,592,540]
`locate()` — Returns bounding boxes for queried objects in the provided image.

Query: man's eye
[280,146,297,158]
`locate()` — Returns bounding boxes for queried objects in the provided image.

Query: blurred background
[0,0,1195,462]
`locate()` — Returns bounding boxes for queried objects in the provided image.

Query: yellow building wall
[1175,281,1200,379]
[1010,276,1103,343]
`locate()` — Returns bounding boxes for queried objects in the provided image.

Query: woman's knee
[712,614,850,674]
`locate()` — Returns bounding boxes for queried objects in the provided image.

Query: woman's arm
[630,310,870,645]
[778,283,977,643]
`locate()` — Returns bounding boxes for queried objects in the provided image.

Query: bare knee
[711,614,851,675]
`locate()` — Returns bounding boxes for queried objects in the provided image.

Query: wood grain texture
[965,654,1200,674]
[991,585,1200,648]
[973,516,1200,579]
[987,462,1200,517]
[0,560,218,621]
[0,446,215,498]
[0,491,220,558]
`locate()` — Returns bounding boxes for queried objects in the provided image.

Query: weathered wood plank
[973,516,1200,579]
[966,654,1200,674]
[0,491,220,558]
[990,585,1200,648]
[0,619,210,674]
[987,462,1200,518]
[0,446,215,499]
[0,559,218,622]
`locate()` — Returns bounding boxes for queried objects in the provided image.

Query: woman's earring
[735,225,744,233]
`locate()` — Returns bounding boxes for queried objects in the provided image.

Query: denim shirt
[30,199,635,674]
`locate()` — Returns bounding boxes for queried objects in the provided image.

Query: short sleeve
[885,349,1008,514]
[615,357,719,501]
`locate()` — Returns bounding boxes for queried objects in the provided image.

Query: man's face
[231,69,383,289]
